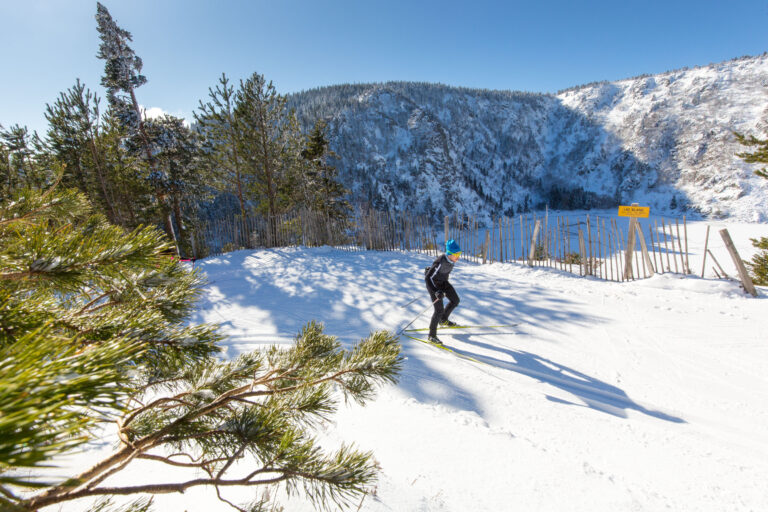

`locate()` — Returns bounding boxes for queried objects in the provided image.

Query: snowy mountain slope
[289,54,768,222]
[51,219,768,511]
[559,56,768,222]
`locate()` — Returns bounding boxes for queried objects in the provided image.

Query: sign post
[618,205,650,218]
[618,203,653,280]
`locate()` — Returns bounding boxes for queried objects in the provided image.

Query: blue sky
[1,0,766,135]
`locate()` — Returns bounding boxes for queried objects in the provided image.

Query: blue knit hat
[446,239,461,255]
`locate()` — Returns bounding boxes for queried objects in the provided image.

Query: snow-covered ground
[50,219,768,511]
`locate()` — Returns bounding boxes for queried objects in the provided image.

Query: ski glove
[436,291,445,300]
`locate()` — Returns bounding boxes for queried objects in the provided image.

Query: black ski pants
[427,282,459,337]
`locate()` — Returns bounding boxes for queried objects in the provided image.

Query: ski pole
[399,296,421,308]
[396,297,440,336]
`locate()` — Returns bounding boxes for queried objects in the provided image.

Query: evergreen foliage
[44,79,128,225]
[0,124,50,192]
[4,1,358,259]
[195,74,250,221]
[735,131,768,284]
[735,132,768,180]
[195,72,351,246]
[296,120,352,222]
[98,109,156,227]
[95,2,179,248]
[1,187,402,511]
[95,2,147,131]
[235,72,303,222]
[142,114,208,256]
[745,237,768,285]
[0,185,217,498]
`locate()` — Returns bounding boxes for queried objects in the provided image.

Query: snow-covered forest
[288,54,768,223]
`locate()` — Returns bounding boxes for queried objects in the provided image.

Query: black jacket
[425,254,454,293]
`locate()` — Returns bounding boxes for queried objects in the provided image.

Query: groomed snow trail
[181,223,767,511]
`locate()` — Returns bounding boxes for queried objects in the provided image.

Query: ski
[403,334,488,365]
[405,323,519,332]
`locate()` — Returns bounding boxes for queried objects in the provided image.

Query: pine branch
[5,188,400,512]
[22,326,400,511]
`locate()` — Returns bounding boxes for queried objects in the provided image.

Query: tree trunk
[127,88,178,250]
[87,131,120,225]
[172,192,185,256]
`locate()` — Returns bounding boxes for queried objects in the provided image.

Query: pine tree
[144,114,208,257]
[44,79,124,224]
[195,74,250,221]
[100,108,156,227]
[735,131,768,284]
[0,124,49,191]
[195,74,253,247]
[0,185,216,504]
[669,194,678,210]
[745,237,768,285]
[297,120,352,226]
[95,2,178,248]
[735,131,768,180]
[235,72,303,243]
[2,187,402,512]
[0,125,12,196]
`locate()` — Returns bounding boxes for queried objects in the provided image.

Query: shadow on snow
[448,336,685,423]
[191,248,685,426]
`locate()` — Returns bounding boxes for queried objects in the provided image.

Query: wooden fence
[444,211,692,282]
[190,207,443,258]
[189,207,694,282]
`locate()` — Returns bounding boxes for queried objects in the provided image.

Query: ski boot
[427,335,444,345]
[439,319,458,327]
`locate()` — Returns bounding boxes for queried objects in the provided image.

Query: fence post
[635,223,655,276]
[683,216,690,274]
[586,215,593,276]
[578,228,586,276]
[719,228,758,297]
[649,224,660,273]
[675,219,687,273]
[499,217,504,263]
[528,220,541,266]
[623,215,638,280]
[700,225,711,278]
[708,249,728,278]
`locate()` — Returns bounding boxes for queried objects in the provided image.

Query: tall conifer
[235,73,303,243]
[144,114,207,256]
[44,79,122,224]
[299,120,351,223]
[94,2,178,248]
[195,74,249,219]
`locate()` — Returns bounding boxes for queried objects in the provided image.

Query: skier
[424,239,462,344]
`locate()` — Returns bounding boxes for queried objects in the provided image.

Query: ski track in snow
[50,219,768,511]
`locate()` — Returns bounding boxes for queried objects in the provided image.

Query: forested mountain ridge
[288,54,768,222]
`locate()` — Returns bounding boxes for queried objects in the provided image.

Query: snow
[47,219,768,511]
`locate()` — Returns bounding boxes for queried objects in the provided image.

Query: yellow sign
[618,205,650,218]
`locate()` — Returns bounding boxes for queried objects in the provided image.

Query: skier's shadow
[449,336,685,423]
[397,339,494,416]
